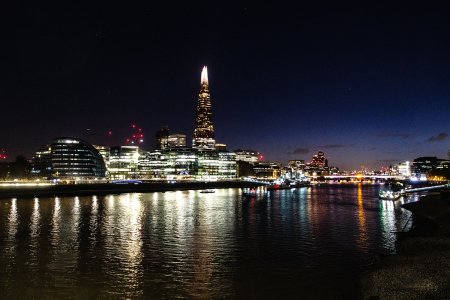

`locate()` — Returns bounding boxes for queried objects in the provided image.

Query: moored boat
[379,189,402,200]
[199,189,215,193]
[266,181,310,191]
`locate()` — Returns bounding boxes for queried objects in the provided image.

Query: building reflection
[72,196,81,233]
[112,193,144,298]
[356,184,369,252]
[30,198,40,238]
[0,187,410,298]
[51,197,61,247]
[89,195,99,245]
[29,198,40,268]
[378,195,398,253]
[8,198,18,241]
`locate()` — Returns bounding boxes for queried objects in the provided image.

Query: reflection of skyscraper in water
[193,66,215,149]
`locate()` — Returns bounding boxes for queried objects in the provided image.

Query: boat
[379,189,402,200]
[200,190,215,193]
[266,181,310,191]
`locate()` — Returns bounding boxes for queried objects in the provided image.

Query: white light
[201,66,208,85]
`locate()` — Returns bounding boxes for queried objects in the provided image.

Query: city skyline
[4,2,450,169]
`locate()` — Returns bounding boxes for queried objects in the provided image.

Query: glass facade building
[138,148,236,180]
[108,146,140,180]
[51,137,106,178]
[193,66,215,149]
[31,145,52,177]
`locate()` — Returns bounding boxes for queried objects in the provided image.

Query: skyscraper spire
[201,66,208,85]
[193,66,215,149]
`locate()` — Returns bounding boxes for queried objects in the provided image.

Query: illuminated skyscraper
[193,66,215,149]
[311,151,326,168]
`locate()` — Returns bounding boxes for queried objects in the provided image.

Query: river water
[0,185,415,299]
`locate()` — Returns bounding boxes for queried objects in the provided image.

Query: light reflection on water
[0,186,414,299]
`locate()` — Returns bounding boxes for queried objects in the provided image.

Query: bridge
[320,174,404,181]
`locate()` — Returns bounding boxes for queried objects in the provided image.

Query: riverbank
[362,191,450,299]
[0,180,264,199]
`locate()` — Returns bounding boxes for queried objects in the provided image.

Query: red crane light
[126,124,144,144]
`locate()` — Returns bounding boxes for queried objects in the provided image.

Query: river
[0,185,415,299]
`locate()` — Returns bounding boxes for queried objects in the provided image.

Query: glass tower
[193,66,215,149]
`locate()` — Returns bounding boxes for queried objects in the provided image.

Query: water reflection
[8,198,18,240]
[29,198,40,269]
[356,184,369,252]
[0,186,416,299]
[51,197,61,247]
[89,195,99,245]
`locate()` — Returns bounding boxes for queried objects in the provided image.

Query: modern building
[114,66,236,181]
[108,146,140,179]
[215,143,227,151]
[396,161,411,177]
[94,145,110,170]
[310,151,326,168]
[253,162,281,179]
[137,147,236,180]
[31,145,52,177]
[303,151,339,177]
[156,126,170,150]
[234,149,260,163]
[156,126,187,150]
[138,148,197,179]
[51,137,106,179]
[167,134,187,148]
[218,151,237,178]
[192,66,215,149]
[412,157,441,176]
[287,160,306,179]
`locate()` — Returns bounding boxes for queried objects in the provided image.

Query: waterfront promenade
[0,180,264,199]
[363,191,450,299]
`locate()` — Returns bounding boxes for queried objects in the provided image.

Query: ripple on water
[0,186,414,299]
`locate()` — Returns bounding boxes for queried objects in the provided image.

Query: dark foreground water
[0,185,414,299]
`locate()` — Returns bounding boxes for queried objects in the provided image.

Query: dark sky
[4,1,450,170]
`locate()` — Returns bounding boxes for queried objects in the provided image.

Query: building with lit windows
[193,66,215,149]
[138,148,197,179]
[156,126,170,150]
[167,134,187,148]
[108,146,140,179]
[31,145,52,178]
[51,137,106,179]
[232,149,260,177]
[287,160,306,179]
[116,66,237,181]
[234,149,260,163]
[253,162,281,179]
[94,145,110,170]
[412,156,450,178]
[303,151,339,177]
[137,147,236,180]
[396,161,411,177]
[310,151,326,168]
[218,151,237,178]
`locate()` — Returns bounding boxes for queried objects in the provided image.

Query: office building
[109,146,140,179]
[31,145,52,177]
[193,66,215,149]
[51,137,106,179]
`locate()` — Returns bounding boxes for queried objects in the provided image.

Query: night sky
[5,1,450,170]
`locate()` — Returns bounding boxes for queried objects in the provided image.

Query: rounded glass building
[51,137,106,178]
